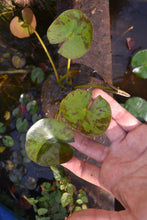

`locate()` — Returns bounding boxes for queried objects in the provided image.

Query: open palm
[63,89,147,220]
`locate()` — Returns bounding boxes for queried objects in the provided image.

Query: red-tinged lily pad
[25,118,74,166]
[10,8,37,38]
[131,49,147,79]
[60,90,111,137]
[47,9,93,59]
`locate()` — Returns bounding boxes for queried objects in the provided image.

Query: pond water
[110,0,147,102]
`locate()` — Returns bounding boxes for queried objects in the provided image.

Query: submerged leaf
[60,90,111,137]
[131,49,147,79]
[47,9,93,59]
[25,118,74,166]
[10,8,36,38]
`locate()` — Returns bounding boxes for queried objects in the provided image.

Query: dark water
[110,0,147,101]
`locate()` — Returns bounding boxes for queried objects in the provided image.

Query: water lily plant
[10,7,93,87]
[10,7,112,166]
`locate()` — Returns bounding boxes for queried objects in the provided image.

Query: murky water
[110,0,147,101]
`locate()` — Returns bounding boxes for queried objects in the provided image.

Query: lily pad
[25,118,74,166]
[47,9,93,59]
[10,8,37,38]
[60,90,111,137]
[2,135,14,147]
[131,49,147,78]
[122,97,147,122]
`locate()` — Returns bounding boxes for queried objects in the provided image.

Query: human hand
[63,89,147,220]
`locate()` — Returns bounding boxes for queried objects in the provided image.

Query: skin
[62,89,147,220]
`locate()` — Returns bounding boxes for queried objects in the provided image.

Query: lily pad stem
[32,28,60,84]
[75,84,131,97]
[66,58,71,83]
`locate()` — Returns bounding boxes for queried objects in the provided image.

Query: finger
[67,209,128,220]
[92,89,141,132]
[71,132,109,163]
[62,156,102,188]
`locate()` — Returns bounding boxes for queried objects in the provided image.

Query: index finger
[92,89,141,132]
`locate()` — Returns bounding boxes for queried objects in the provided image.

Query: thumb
[67,209,130,220]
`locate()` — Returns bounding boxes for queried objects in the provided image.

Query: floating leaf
[26,100,38,114]
[131,49,147,78]
[47,9,93,59]
[122,97,147,122]
[31,67,44,84]
[0,146,6,153]
[10,8,37,38]
[2,135,14,147]
[60,90,111,137]
[12,107,21,118]
[12,53,26,69]
[16,118,28,133]
[25,118,74,166]
[0,122,6,133]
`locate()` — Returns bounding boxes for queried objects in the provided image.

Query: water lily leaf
[0,146,6,153]
[10,8,37,38]
[16,118,28,133]
[122,97,147,122]
[131,49,147,78]
[31,67,44,84]
[60,90,111,136]
[12,53,26,69]
[0,122,6,134]
[2,135,14,147]
[47,9,93,59]
[26,100,38,114]
[25,118,74,166]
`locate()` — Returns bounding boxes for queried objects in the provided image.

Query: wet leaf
[16,118,28,133]
[25,118,74,166]
[47,9,93,59]
[2,135,14,147]
[131,49,147,78]
[60,90,111,136]
[37,208,48,216]
[31,67,44,84]
[122,97,147,122]
[10,8,37,38]
[61,192,73,207]
[12,53,26,69]
[0,122,6,133]
[0,146,6,153]
[26,100,38,114]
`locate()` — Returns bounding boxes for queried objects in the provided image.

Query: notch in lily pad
[25,118,74,166]
[131,49,147,79]
[47,9,93,59]
[60,90,111,137]
[10,8,37,38]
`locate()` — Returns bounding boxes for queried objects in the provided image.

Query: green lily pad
[25,118,74,166]
[131,49,147,78]
[122,97,147,122]
[10,8,37,38]
[31,67,44,84]
[0,122,6,134]
[47,9,93,59]
[60,90,111,137]
[2,135,14,147]
[16,118,28,133]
